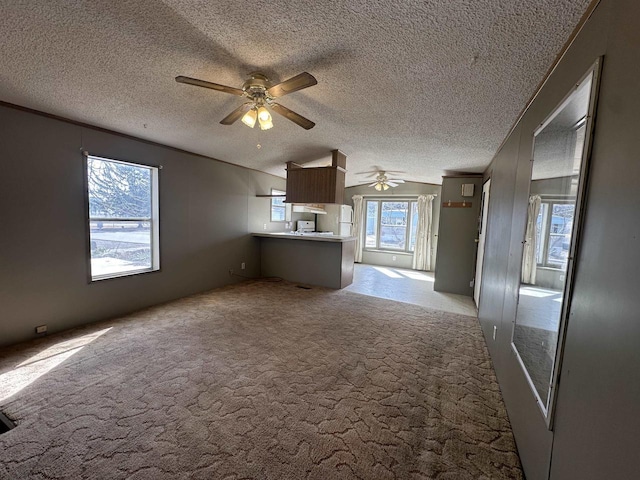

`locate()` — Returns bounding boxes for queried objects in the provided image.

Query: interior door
[474,179,491,306]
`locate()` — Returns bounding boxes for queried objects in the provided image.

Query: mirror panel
[512,64,598,422]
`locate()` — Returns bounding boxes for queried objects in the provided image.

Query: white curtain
[412,194,435,271]
[352,195,364,263]
[522,195,542,284]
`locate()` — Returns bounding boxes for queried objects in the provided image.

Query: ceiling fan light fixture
[176,71,317,129]
[361,171,406,191]
[176,72,318,130]
[241,107,257,128]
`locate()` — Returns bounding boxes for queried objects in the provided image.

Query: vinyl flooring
[344,263,478,317]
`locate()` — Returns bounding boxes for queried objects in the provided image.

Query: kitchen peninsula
[253,232,356,289]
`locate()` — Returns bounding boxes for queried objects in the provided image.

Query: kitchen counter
[253,232,356,288]
[252,232,356,243]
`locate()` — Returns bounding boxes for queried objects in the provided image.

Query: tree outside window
[535,201,574,269]
[364,199,418,252]
[87,156,159,280]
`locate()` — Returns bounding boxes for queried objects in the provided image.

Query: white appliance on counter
[317,204,353,236]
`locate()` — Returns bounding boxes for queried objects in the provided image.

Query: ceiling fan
[366,171,406,191]
[175,71,317,130]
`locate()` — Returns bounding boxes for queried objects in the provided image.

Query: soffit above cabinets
[285,150,346,205]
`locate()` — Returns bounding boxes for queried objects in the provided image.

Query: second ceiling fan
[359,170,406,191]
[175,71,317,130]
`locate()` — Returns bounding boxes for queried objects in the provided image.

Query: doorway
[473,179,491,306]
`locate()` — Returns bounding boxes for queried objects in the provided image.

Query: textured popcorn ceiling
[0,0,591,186]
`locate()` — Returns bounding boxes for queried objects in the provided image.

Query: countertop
[252,232,357,243]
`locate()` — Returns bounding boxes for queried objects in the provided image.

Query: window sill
[536,266,565,272]
[90,267,160,283]
[364,249,414,256]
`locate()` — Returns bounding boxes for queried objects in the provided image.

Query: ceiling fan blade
[267,72,317,98]
[368,182,379,187]
[357,169,406,178]
[220,103,252,125]
[175,76,244,96]
[387,179,405,183]
[386,181,399,187]
[270,103,315,130]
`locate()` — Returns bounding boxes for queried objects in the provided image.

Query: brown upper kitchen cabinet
[285,150,346,204]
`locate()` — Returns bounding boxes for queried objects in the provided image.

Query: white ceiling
[0,0,591,186]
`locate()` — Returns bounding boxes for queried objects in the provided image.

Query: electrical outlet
[263,223,267,230]
[493,325,497,340]
[35,325,47,334]
[228,269,233,276]
[392,255,397,261]
[241,262,245,270]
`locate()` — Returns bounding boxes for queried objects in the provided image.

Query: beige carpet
[0,280,522,479]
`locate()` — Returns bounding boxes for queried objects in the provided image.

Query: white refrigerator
[317,204,353,236]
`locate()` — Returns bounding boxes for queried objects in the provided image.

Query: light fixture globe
[257,106,273,130]
[259,119,273,130]
[241,107,257,128]
[257,106,271,121]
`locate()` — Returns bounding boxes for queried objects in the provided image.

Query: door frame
[474,178,491,307]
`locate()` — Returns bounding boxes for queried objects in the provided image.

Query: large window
[87,155,159,280]
[270,189,286,222]
[535,200,575,269]
[365,199,418,252]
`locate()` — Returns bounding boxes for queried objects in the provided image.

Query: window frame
[85,154,160,282]
[536,199,575,269]
[270,188,287,222]
[363,198,419,254]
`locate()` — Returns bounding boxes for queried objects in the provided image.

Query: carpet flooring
[0,280,522,479]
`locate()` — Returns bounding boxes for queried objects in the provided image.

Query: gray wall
[478,0,640,478]
[345,182,441,269]
[433,176,483,295]
[259,237,353,289]
[0,105,286,347]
